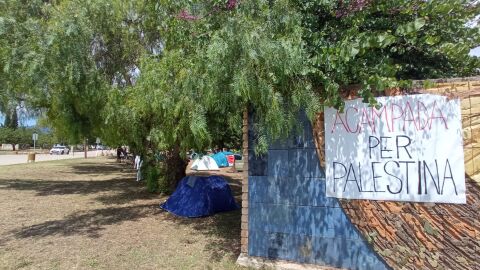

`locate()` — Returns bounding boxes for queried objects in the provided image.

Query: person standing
[136,156,143,181]
[116,146,122,162]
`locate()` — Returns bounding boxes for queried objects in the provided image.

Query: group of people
[116,146,128,162]
[117,146,143,182]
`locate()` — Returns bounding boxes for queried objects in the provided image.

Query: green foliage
[0,0,47,125]
[0,128,19,146]
[298,0,480,107]
[0,0,46,95]
[143,158,172,194]
[125,0,480,154]
[40,0,110,143]
[2,0,480,161]
[1,0,151,144]
[114,0,318,154]
[0,127,32,148]
[35,129,60,149]
[3,107,18,128]
[197,1,317,152]
[155,163,171,194]
[101,87,143,149]
[145,163,160,193]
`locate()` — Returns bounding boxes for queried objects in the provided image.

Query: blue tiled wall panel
[248,111,389,270]
[249,230,386,269]
[249,203,360,240]
[287,148,324,178]
[312,237,388,270]
[268,150,289,177]
[249,176,339,207]
[248,149,267,176]
[269,138,289,150]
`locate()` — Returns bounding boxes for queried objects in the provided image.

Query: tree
[102,0,258,188]
[3,0,479,192]
[38,1,107,145]
[3,106,18,129]
[40,0,163,148]
[0,0,48,142]
[0,0,48,123]
[297,0,480,108]
[36,130,58,149]
[0,127,31,151]
[104,0,480,191]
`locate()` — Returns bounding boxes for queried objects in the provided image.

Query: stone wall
[1,144,19,151]
[241,110,249,254]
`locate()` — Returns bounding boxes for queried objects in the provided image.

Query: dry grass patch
[0,157,247,270]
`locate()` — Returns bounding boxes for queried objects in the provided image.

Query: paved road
[0,150,115,166]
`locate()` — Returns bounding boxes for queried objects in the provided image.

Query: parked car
[50,145,70,155]
[96,145,108,150]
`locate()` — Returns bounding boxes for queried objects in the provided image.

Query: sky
[470,46,480,56]
[0,114,37,127]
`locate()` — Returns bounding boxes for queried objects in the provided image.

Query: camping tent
[212,151,234,167]
[190,156,219,171]
[161,175,239,217]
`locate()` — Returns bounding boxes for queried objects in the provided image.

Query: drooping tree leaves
[2,0,479,180]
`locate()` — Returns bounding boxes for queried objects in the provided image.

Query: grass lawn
[0,157,248,270]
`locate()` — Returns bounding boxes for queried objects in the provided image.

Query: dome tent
[190,156,219,171]
[161,175,239,217]
[211,151,233,167]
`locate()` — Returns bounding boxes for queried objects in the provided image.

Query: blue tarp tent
[211,151,234,167]
[161,175,239,217]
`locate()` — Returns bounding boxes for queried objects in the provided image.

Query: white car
[50,145,70,155]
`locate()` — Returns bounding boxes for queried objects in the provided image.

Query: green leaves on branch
[302,0,480,109]
[396,18,426,36]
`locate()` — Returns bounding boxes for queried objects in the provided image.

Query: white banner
[325,94,466,204]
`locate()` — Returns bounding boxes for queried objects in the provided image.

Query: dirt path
[0,158,244,270]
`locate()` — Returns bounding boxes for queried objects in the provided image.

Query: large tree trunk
[164,145,187,192]
[11,143,16,151]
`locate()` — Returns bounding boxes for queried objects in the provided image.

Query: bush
[145,164,160,193]
[144,162,172,194]
[156,163,171,194]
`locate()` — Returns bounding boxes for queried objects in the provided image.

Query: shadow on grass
[158,173,243,263]
[0,177,162,206]
[2,160,243,264]
[162,208,242,263]
[69,161,134,175]
[10,204,160,239]
[0,160,159,205]
[0,178,130,195]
